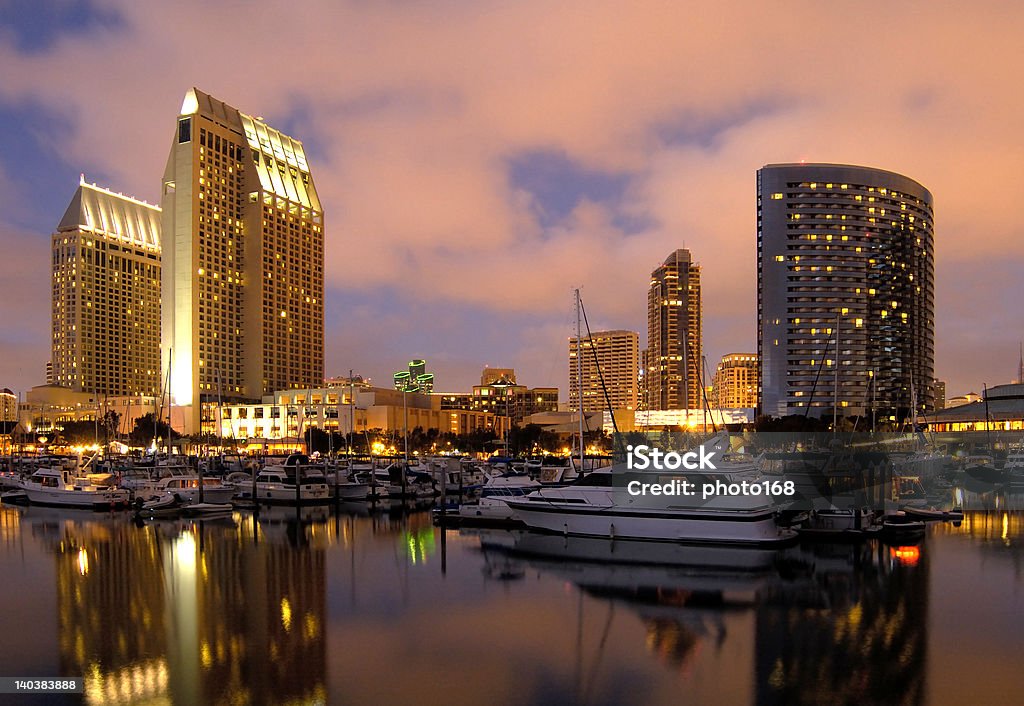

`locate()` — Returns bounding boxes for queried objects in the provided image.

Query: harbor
[0,490,1021,705]
[0,437,1022,704]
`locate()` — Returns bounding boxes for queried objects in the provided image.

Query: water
[0,500,1022,706]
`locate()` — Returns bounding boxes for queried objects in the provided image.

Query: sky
[1,0,1022,401]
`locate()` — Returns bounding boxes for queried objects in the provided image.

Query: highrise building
[931,379,946,412]
[162,89,324,431]
[645,249,702,410]
[568,330,640,412]
[757,163,934,419]
[1,388,16,426]
[712,353,759,409]
[52,178,162,397]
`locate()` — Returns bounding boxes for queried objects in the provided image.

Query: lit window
[771,192,784,200]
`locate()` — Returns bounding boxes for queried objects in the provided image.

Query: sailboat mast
[166,346,172,455]
[576,288,584,474]
[833,313,839,434]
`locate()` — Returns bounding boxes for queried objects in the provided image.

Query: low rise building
[924,383,1024,432]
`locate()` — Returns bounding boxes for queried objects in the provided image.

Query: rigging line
[578,296,624,457]
[695,350,717,434]
[802,324,838,421]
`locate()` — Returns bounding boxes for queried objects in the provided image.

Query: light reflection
[281,597,293,632]
[77,547,89,576]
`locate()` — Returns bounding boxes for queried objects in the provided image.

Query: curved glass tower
[757,163,935,420]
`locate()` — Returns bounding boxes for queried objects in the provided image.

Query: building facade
[435,368,558,426]
[757,163,935,420]
[712,353,759,409]
[568,330,640,413]
[1,389,16,438]
[218,386,497,450]
[931,379,946,411]
[646,249,702,410]
[52,178,162,397]
[925,383,1024,432]
[162,88,324,431]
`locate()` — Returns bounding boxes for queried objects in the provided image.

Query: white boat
[20,466,130,509]
[504,467,796,546]
[250,465,330,504]
[450,471,543,524]
[323,463,371,500]
[1005,447,1024,487]
[123,466,236,504]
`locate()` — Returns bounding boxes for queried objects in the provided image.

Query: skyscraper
[568,330,640,412]
[52,177,162,397]
[162,89,324,431]
[757,163,934,419]
[646,249,702,410]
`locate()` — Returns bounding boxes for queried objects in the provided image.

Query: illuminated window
[771,193,784,200]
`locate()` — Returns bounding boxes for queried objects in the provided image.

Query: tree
[129,413,180,446]
[58,420,99,445]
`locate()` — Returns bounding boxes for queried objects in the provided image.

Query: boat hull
[24,487,130,509]
[249,484,331,505]
[332,483,370,500]
[505,500,796,546]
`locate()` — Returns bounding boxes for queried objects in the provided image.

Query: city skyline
[2,2,1023,401]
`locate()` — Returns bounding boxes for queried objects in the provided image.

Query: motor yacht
[504,466,796,546]
[20,465,130,509]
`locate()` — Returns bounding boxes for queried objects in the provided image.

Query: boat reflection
[476,529,929,705]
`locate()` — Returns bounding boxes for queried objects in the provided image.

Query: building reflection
[756,541,928,705]
[482,530,931,706]
[35,509,327,705]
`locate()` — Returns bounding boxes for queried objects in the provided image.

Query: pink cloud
[1,0,1022,397]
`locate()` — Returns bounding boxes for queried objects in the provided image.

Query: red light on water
[890,546,920,566]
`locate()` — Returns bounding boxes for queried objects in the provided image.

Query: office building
[568,330,640,412]
[931,379,946,412]
[645,249,702,410]
[757,163,934,419]
[52,178,161,397]
[162,88,324,431]
[712,353,759,409]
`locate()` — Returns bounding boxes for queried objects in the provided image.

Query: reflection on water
[0,502,1022,705]
[5,505,333,705]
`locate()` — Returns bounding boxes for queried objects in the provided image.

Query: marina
[0,490,1021,705]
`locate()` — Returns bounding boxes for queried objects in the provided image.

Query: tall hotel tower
[52,178,162,396]
[646,249,702,411]
[757,163,934,419]
[162,89,324,431]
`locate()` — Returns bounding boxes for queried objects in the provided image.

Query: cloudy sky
[1,0,1022,400]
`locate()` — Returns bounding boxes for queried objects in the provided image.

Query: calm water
[0,497,1022,706]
